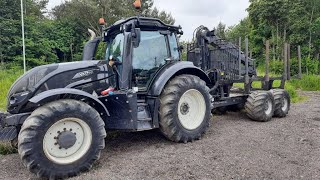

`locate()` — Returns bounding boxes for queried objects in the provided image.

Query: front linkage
[0,112,28,142]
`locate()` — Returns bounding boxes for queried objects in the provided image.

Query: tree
[148,7,175,25]
[52,0,175,35]
[0,0,49,67]
[226,17,251,44]
[216,22,226,39]
[312,17,320,58]
[240,0,320,61]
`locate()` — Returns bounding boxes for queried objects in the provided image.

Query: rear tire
[245,91,275,122]
[159,75,211,143]
[271,89,290,118]
[18,99,106,179]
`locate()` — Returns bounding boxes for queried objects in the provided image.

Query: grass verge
[0,69,24,111]
[289,75,320,91]
[0,142,17,155]
[0,69,23,155]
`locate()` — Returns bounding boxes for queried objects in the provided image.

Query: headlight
[9,91,30,106]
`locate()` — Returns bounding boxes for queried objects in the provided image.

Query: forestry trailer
[0,1,290,179]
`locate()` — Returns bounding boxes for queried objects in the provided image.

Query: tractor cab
[102,17,183,91]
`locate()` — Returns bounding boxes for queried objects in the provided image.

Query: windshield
[106,33,124,62]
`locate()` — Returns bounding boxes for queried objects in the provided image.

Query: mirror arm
[131,21,137,38]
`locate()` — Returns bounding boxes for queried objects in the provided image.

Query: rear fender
[148,61,211,96]
[29,88,110,116]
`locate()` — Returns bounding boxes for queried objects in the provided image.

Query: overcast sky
[47,0,250,41]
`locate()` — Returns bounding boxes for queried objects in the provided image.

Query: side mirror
[178,45,184,52]
[132,28,141,48]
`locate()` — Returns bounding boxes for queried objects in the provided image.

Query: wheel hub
[180,102,190,115]
[43,118,92,165]
[264,99,273,115]
[57,131,77,149]
[177,89,206,130]
[282,97,288,111]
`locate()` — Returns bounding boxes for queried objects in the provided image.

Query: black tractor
[0,4,290,179]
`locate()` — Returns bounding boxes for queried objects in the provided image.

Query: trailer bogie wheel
[245,91,275,122]
[159,75,211,143]
[18,99,106,179]
[271,89,290,118]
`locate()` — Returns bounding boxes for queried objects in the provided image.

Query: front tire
[159,75,211,143]
[18,99,106,179]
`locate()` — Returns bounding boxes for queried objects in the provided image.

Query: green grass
[0,69,23,111]
[0,142,17,155]
[274,80,308,103]
[289,75,320,91]
[257,65,320,91]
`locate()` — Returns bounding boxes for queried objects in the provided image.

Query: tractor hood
[7,60,108,113]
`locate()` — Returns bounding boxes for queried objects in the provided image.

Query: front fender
[29,88,110,116]
[148,61,211,96]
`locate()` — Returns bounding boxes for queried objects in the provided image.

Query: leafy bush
[269,58,320,75]
[269,60,284,75]
[0,142,17,155]
[290,75,320,91]
[302,58,320,75]
[0,69,23,111]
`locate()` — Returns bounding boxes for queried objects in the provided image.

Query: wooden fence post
[284,43,288,80]
[238,37,242,77]
[298,46,302,79]
[287,44,291,80]
[265,40,270,77]
[280,43,288,89]
[263,40,270,90]
[244,37,250,93]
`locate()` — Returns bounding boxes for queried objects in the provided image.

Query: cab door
[131,31,179,91]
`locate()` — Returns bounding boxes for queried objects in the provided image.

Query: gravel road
[0,91,319,180]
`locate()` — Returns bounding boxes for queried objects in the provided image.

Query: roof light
[99,18,106,25]
[133,0,141,9]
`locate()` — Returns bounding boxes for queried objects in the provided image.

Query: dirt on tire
[0,91,320,180]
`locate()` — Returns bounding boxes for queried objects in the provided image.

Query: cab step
[137,99,153,130]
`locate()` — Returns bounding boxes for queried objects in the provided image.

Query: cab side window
[168,34,180,60]
[132,31,169,90]
[106,34,125,62]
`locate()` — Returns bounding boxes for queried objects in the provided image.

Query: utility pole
[21,0,26,73]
